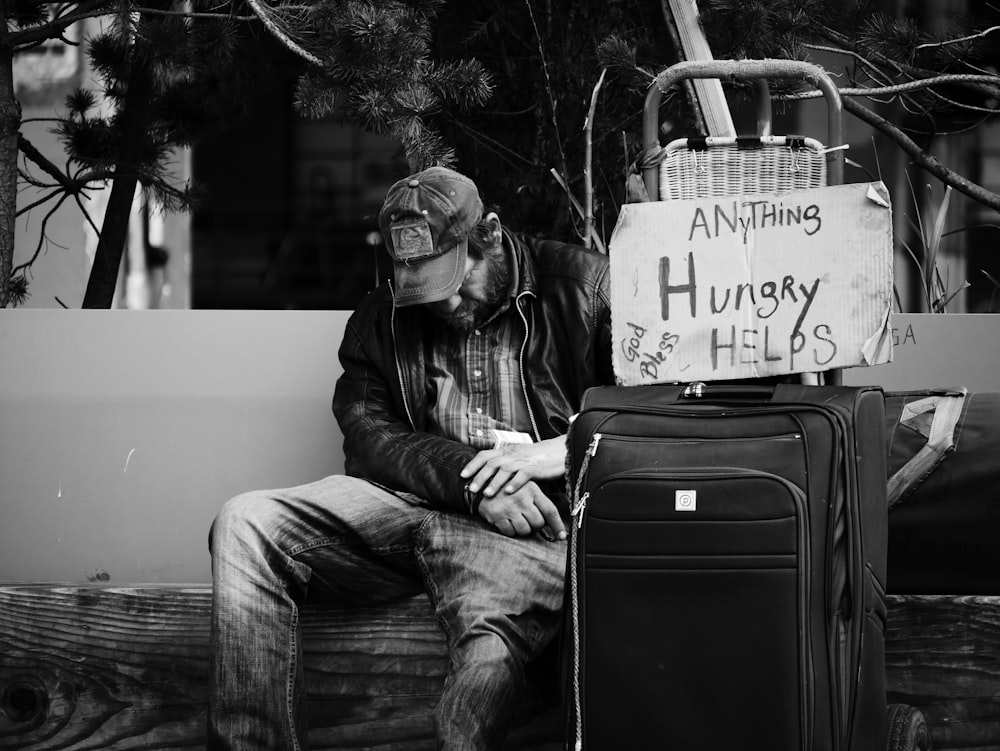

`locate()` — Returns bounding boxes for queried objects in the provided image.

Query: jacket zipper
[515,291,542,441]
[389,300,417,430]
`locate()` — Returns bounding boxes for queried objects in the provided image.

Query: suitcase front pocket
[577,469,811,751]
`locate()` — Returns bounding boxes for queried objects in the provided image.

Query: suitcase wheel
[886,703,932,751]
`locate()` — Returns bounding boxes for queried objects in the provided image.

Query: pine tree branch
[7,0,113,50]
[815,23,1000,102]
[132,7,257,21]
[81,0,167,308]
[243,0,322,66]
[840,96,1000,212]
[18,135,81,194]
[75,168,124,183]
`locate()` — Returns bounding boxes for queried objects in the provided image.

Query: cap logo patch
[391,217,435,261]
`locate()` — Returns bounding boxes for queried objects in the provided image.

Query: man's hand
[477,480,567,540]
[460,436,566,499]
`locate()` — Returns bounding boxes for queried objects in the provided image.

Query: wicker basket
[658,135,827,201]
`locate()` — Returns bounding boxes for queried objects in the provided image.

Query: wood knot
[1,678,48,724]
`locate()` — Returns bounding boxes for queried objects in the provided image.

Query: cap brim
[393,241,468,307]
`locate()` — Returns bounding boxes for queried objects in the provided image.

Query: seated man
[207,166,613,750]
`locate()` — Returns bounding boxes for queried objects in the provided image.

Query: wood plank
[0,585,557,751]
[662,0,736,137]
[886,594,1000,751]
[2,585,998,750]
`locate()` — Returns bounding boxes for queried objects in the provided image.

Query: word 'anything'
[688,199,822,243]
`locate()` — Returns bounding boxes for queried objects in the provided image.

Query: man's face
[424,249,507,332]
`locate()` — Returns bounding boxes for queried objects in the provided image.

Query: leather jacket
[332,229,614,513]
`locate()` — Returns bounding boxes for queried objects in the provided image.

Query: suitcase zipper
[570,433,602,528]
[568,432,603,750]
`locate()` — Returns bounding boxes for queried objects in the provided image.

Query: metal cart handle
[643,59,845,200]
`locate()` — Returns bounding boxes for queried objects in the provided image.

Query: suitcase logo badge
[675,489,697,511]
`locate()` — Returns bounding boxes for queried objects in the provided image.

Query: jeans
[207,474,567,750]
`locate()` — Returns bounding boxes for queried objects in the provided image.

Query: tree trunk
[81,41,154,308]
[0,34,21,309]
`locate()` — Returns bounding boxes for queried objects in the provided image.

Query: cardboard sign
[609,182,895,384]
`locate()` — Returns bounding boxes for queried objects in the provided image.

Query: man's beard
[440,298,497,332]
[438,246,510,332]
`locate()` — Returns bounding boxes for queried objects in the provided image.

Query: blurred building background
[10,0,1000,313]
[13,24,403,312]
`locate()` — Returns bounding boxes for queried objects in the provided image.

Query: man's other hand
[477,481,567,541]
[460,436,566,499]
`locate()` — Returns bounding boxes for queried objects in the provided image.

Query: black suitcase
[564,382,893,751]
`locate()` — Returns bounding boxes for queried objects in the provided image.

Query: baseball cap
[378,166,484,307]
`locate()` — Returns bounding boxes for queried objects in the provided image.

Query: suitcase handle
[682,382,775,400]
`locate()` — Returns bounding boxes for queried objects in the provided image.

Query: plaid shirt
[425,309,531,449]
[424,253,531,449]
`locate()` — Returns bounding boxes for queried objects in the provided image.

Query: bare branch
[549,168,606,253]
[915,25,1000,51]
[15,189,62,217]
[12,193,73,276]
[902,112,995,138]
[801,42,901,91]
[18,167,58,190]
[132,6,257,21]
[524,0,572,229]
[841,96,1000,212]
[444,118,535,170]
[777,73,1000,102]
[816,23,1000,102]
[73,192,103,238]
[583,68,606,251]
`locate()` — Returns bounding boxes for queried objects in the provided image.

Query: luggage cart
[642,59,845,387]
[641,59,845,201]
[635,59,932,751]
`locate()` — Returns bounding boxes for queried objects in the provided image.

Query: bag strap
[887,388,968,509]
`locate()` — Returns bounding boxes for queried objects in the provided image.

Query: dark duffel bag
[885,388,1000,594]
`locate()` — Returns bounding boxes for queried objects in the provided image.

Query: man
[208,166,613,750]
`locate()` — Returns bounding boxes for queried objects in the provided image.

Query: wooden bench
[1,584,999,750]
[0,585,564,750]
[3,313,1000,749]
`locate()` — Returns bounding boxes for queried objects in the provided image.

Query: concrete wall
[1,310,996,584]
[0,310,350,583]
[842,314,1000,392]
